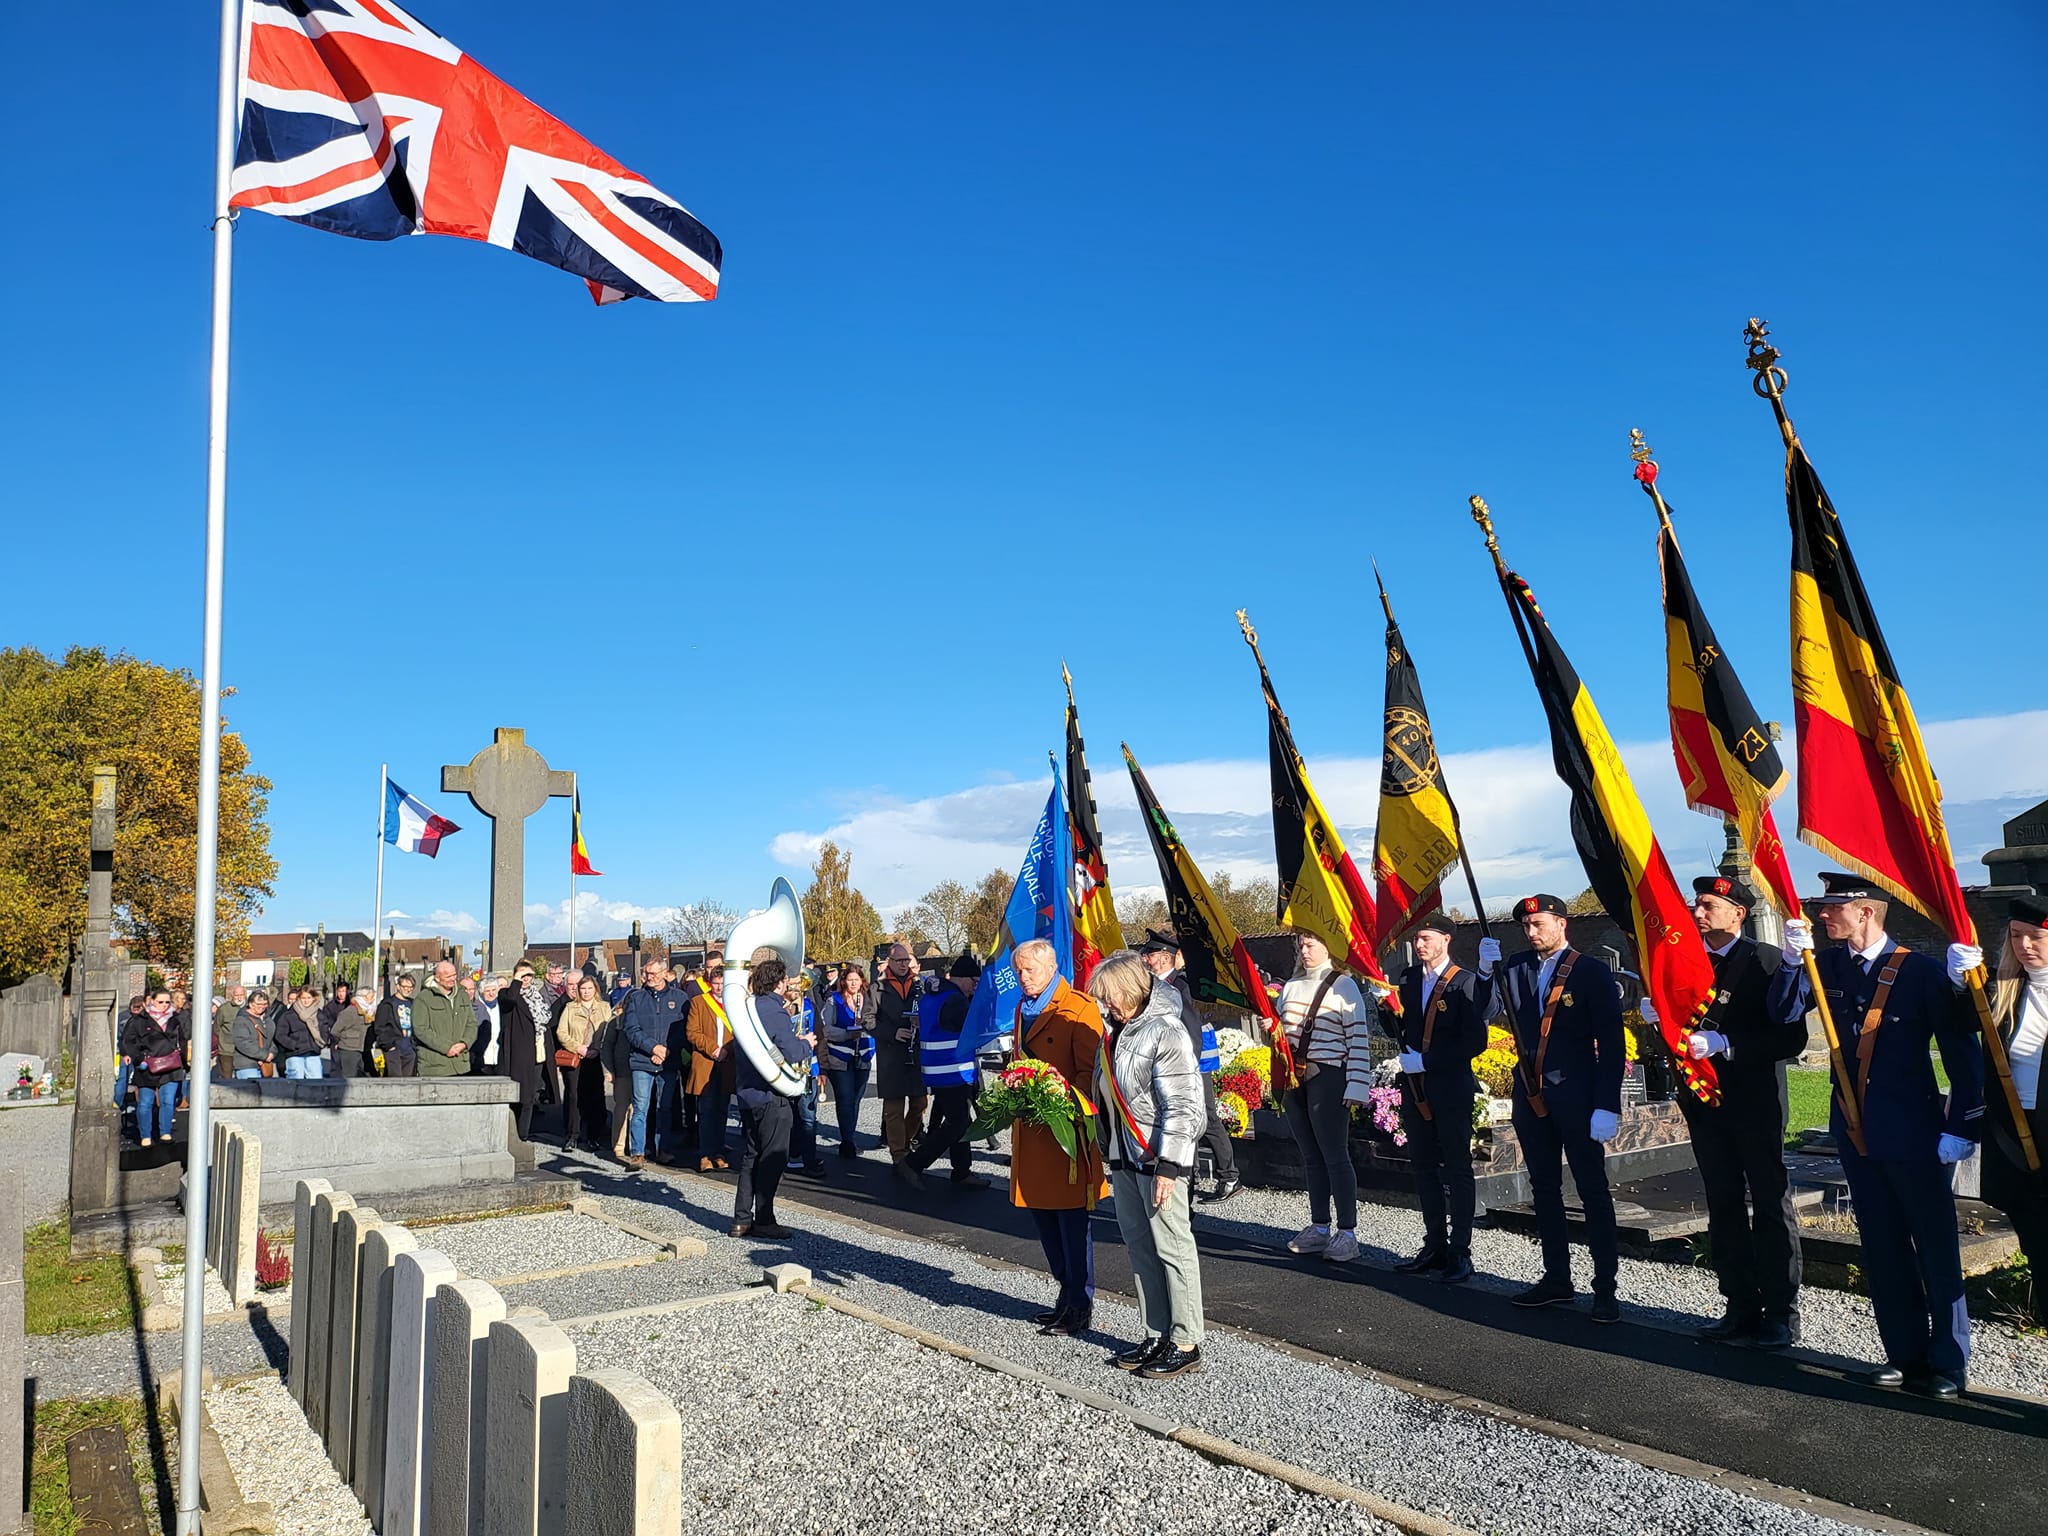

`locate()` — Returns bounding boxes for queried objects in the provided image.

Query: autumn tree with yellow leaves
[0,646,277,984]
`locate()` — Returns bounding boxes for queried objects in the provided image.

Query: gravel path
[156,1257,235,1316]
[411,1209,658,1280]
[574,1298,1402,1536]
[737,1088,2048,1394]
[207,1374,371,1536]
[28,1308,288,1402]
[525,1144,1870,1536]
[0,1096,74,1224]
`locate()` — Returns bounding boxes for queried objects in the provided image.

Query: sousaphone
[725,877,809,1098]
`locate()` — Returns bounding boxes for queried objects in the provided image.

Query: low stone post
[482,1318,575,1536]
[351,1224,417,1516]
[287,1178,332,1406]
[427,1277,506,1536]
[326,1206,381,1475]
[381,1248,457,1536]
[302,1189,356,1436]
[1,1171,25,1536]
[564,1371,683,1536]
[227,1128,262,1305]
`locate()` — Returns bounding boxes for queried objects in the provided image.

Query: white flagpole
[178,0,242,1529]
[568,773,577,977]
[372,763,388,996]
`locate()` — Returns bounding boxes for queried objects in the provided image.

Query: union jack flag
[230,0,721,304]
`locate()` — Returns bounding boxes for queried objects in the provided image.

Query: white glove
[1945,943,1983,988]
[1781,919,1814,964]
[1477,937,1502,973]
[1637,996,1659,1026]
[1589,1108,1620,1142]
[1686,1029,1729,1061]
[1398,1050,1425,1074]
[1937,1134,1973,1165]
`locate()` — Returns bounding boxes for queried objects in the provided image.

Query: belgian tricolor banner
[1785,442,1973,941]
[570,790,602,877]
[1064,666,1124,981]
[1239,620,1394,1000]
[1482,511,1719,1105]
[1644,465,1800,914]
[1124,743,1293,1082]
[1372,576,1463,949]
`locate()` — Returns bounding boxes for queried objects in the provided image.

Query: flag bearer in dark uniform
[1647,876,1807,1349]
[1386,913,1495,1284]
[1489,894,1627,1323]
[1769,873,1984,1397]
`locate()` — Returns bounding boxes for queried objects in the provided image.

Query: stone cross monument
[442,729,573,974]
[77,766,119,1105]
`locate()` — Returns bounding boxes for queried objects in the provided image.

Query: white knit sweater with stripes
[1277,965,1376,1101]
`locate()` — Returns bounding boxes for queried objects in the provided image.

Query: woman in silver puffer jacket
[1090,951,1209,1378]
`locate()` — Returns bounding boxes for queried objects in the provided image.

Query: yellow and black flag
[1237,613,1393,1000]
[1633,442,1800,914]
[1372,570,1464,948]
[1783,437,1974,940]
[1124,742,1294,1082]
[1063,664,1124,981]
[1474,497,1720,1107]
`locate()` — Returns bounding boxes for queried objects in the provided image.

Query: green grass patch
[24,1218,138,1338]
[29,1394,162,1536]
[1784,1067,1833,1147]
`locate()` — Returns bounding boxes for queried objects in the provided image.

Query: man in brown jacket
[685,956,739,1170]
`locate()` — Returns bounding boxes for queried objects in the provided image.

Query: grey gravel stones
[205,1374,371,1536]
[412,1210,658,1280]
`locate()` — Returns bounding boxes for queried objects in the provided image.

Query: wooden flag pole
[1745,319,2034,1172]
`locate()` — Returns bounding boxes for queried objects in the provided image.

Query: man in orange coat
[685,957,740,1171]
[1009,938,1108,1336]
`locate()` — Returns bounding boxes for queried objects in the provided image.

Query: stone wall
[290,1178,679,1536]
[0,974,62,1066]
[210,1077,521,1206]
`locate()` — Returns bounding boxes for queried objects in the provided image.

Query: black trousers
[1400,1086,1475,1258]
[909,1085,977,1175]
[1199,1076,1237,1182]
[1682,1099,1801,1318]
[1512,1095,1618,1293]
[735,1097,793,1225]
[1986,1133,2048,1325]
[557,1061,583,1145]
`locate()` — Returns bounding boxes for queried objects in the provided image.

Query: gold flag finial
[1630,428,1675,528]
[1236,608,1258,648]
[1470,495,1508,574]
[1744,317,1787,400]
[1061,658,1075,707]
[1630,426,1653,467]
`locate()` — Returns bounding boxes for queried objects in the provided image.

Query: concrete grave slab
[286,1177,331,1406]
[326,1205,381,1475]
[351,1223,417,1516]
[563,1370,683,1536]
[482,1317,575,1536]
[381,1247,457,1536]
[428,1277,506,1536]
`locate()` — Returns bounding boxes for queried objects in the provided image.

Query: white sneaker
[1323,1230,1360,1263]
[1286,1225,1330,1255]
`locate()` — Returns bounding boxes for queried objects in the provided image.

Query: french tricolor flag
[384,778,461,858]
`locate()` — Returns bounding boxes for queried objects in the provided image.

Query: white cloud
[382,908,485,939]
[523,894,684,944]
[768,711,2048,916]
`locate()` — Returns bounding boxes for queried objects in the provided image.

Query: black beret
[1692,875,1755,908]
[1814,872,1881,904]
[1415,913,1458,936]
[1516,894,1568,918]
[2009,896,2048,931]
[948,953,983,979]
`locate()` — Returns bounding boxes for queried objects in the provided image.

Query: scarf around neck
[1020,981,1057,1021]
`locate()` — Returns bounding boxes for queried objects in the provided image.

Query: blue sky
[7,2,2044,951]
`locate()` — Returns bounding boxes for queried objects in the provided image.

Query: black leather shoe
[1859,1364,1906,1389]
[1436,1254,1475,1285]
[1395,1247,1448,1273]
[1906,1368,1962,1400]
[1747,1316,1797,1352]
[1041,1309,1092,1337]
[1511,1275,1578,1309]
[1696,1308,1761,1343]
[1197,1178,1243,1204]
[1031,1309,1061,1327]
[836,1142,858,1159]
[1590,1293,1622,1325]
[1136,1343,1202,1379]
[950,1171,992,1188]
[1111,1338,1164,1371]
